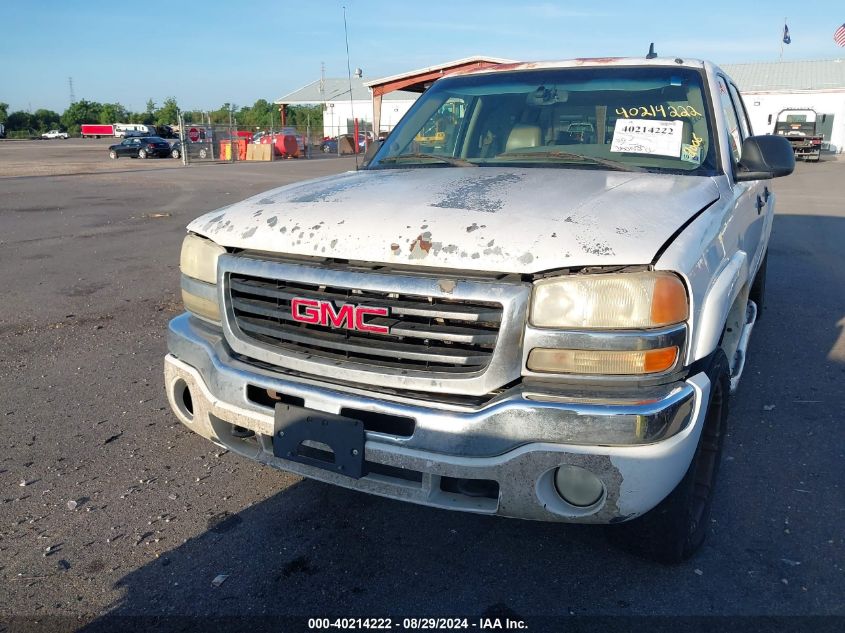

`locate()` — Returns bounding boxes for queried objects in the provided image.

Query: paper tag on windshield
[610,119,684,157]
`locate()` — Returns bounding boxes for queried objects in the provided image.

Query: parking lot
[0,141,843,627]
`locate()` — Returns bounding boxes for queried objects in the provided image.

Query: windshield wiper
[378,153,477,167]
[494,150,645,172]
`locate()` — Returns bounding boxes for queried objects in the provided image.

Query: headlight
[530,272,688,329]
[180,234,225,322]
[180,233,225,284]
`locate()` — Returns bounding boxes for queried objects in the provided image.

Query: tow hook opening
[173,378,194,421]
[440,476,500,500]
[231,425,255,439]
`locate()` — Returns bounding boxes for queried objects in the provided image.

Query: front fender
[691,251,749,361]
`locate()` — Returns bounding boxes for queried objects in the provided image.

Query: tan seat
[505,124,542,152]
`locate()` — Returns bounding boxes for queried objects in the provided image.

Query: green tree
[62,100,102,127]
[287,105,323,133]
[61,100,103,137]
[129,110,154,125]
[32,109,61,132]
[237,99,275,129]
[209,103,234,124]
[6,110,33,132]
[99,102,129,124]
[155,97,179,126]
[0,102,8,125]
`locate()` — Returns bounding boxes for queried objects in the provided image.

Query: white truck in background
[113,123,156,138]
[41,129,69,139]
[164,56,794,562]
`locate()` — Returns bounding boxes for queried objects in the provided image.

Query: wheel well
[717,284,750,377]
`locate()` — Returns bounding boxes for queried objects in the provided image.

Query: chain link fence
[172,111,390,162]
[175,112,319,164]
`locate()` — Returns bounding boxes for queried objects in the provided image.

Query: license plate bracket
[272,404,366,479]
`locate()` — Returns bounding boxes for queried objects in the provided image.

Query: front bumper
[165,313,711,523]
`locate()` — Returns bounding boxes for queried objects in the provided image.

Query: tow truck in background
[774,108,825,162]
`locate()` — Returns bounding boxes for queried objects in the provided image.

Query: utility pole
[68,77,76,104]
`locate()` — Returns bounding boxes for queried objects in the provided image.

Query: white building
[722,59,845,153]
[275,77,417,139]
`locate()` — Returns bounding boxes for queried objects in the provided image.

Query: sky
[2,0,844,115]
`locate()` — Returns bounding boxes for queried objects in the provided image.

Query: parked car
[165,56,795,563]
[156,125,178,139]
[108,136,171,159]
[321,134,368,154]
[169,139,212,160]
[41,130,69,140]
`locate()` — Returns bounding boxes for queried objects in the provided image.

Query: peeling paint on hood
[187,167,720,274]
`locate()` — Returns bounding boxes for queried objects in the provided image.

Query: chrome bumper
[165,313,711,523]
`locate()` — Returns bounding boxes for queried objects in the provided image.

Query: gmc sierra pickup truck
[165,57,794,562]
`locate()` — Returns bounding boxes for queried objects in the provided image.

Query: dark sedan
[108,136,172,159]
[169,140,212,160]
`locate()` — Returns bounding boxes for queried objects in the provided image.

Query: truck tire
[609,350,729,563]
[749,252,767,319]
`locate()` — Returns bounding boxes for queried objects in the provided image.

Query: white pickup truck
[41,129,69,139]
[165,57,794,562]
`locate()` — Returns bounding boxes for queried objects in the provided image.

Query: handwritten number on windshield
[615,105,702,119]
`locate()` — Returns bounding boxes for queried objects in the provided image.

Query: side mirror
[735,135,795,182]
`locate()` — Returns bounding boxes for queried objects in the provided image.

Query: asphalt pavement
[0,145,842,629]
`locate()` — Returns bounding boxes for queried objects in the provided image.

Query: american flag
[835,23,845,47]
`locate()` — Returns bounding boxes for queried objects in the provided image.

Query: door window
[727,83,752,138]
[716,77,743,164]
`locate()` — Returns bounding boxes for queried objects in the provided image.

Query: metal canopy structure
[364,56,514,134]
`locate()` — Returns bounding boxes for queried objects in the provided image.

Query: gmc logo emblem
[291,298,390,334]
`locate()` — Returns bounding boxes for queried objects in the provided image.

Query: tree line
[0,99,323,138]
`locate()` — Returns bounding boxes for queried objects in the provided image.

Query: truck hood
[188,167,720,275]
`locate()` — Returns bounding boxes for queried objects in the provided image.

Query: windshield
[369,66,718,175]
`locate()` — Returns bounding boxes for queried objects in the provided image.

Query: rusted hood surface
[188,167,720,274]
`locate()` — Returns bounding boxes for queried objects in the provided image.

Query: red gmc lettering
[355,307,389,334]
[320,302,354,328]
[291,298,320,324]
[290,298,389,334]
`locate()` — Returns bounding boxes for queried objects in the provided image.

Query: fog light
[554,465,604,507]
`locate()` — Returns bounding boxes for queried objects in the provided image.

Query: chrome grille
[227,274,503,373]
[219,255,530,396]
